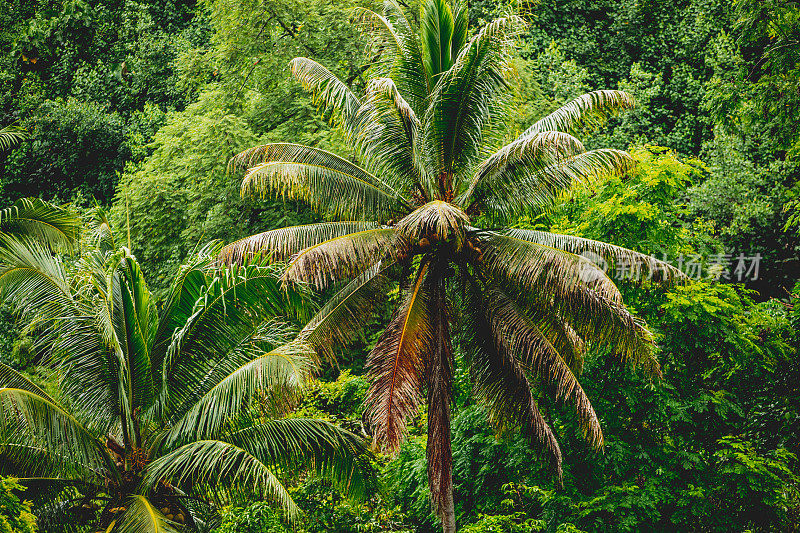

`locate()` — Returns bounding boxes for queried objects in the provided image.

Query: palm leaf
[0,198,80,250]
[237,143,410,221]
[0,123,26,151]
[283,227,407,290]
[143,439,300,520]
[421,0,456,81]
[298,262,393,361]
[396,200,469,250]
[521,90,635,136]
[365,261,432,450]
[501,228,685,284]
[460,276,563,482]
[288,57,362,138]
[218,222,380,266]
[117,495,180,533]
[0,362,56,403]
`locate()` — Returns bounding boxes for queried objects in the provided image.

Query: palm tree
[220,1,683,531]
[0,220,374,532]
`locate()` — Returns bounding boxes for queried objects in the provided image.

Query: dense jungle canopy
[0,0,798,532]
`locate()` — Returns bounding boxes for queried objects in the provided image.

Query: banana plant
[220,1,684,531]
[0,227,375,532]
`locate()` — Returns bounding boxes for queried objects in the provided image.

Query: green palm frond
[355,1,428,115]
[460,275,563,482]
[162,340,314,447]
[0,362,56,402]
[162,262,305,420]
[0,198,80,250]
[483,287,602,447]
[237,143,410,221]
[423,15,524,187]
[0,388,116,479]
[522,90,635,136]
[144,439,300,520]
[355,77,422,196]
[479,232,623,305]
[365,261,432,450]
[117,495,181,533]
[219,222,380,266]
[421,0,457,81]
[0,123,26,151]
[470,149,636,223]
[288,57,362,137]
[223,418,375,501]
[283,228,406,290]
[459,131,586,202]
[502,228,685,284]
[298,262,393,361]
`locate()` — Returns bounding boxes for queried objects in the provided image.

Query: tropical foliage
[0,215,373,532]
[220,2,683,530]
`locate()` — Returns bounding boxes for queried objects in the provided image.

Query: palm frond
[423,15,524,189]
[355,1,428,116]
[0,198,80,250]
[0,362,56,403]
[479,232,623,304]
[482,287,602,447]
[396,201,469,251]
[288,57,361,138]
[298,262,393,361]
[218,222,380,266]
[236,143,410,222]
[425,269,455,523]
[365,261,432,451]
[421,0,457,80]
[162,340,314,447]
[283,228,407,290]
[117,495,181,533]
[143,439,300,520]
[502,228,685,284]
[460,276,563,481]
[0,388,116,479]
[354,77,423,196]
[223,418,375,501]
[473,149,636,223]
[0,123,26,151]
[522,90,635,136]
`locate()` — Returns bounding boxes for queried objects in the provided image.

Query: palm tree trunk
[426,268,456,533]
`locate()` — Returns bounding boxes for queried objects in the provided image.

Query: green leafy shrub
[0,478,36,533]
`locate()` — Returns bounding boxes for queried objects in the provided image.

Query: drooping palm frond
[0,362,56,402]
[521,90,635,136]
[478,232,623,304]
[364,261,432,450]
[87,205,116,255]
[459,275,563,483]
[162,340,313,448]
[355,78,423,196]
[144,439,298,520]
[117,495,181,533]
[283,228,406,289]
[223,418,374,502]
[218,222,380,266]
[423,15,524,188]
[298,262,393,361]
[288,57,362,138]
[425,268,455,526]
[501,228,685,284]
[237,143,411,222]
[0,198,80,250]
[482,287,601,447]
[0,123,26,151]
[0,388,116,479]
[477,149,636,223]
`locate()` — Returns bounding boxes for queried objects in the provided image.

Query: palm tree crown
[0,215,374,533]
[221,1,684,531]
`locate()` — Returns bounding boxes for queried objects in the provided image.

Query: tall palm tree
[0,223,374,532]
[220,1,683,531]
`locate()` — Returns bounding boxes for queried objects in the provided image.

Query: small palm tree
[221,1,682,531]
[0,220,374,532]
